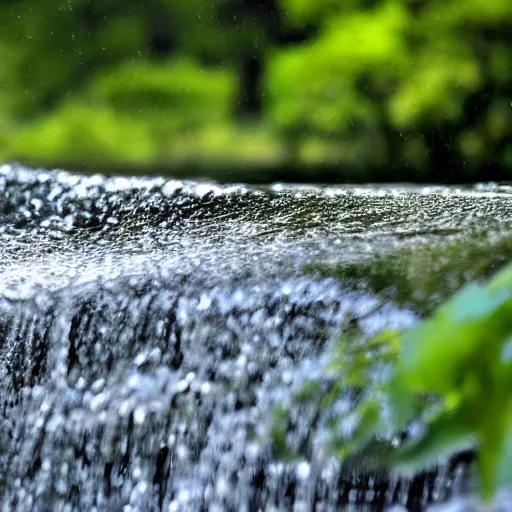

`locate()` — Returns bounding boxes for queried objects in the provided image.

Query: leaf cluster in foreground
[272,261,512,501]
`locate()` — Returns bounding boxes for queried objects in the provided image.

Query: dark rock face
[0,164,510,511]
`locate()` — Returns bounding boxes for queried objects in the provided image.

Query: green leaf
[387,374,422,432]
[331,400,381,459]
[398,282,512,394]
[394,406,476,476]
[489,263,512,292]
[495,420,512,492]
[476,393,511,501]
[446,283,511,323]
[269,406,296,462]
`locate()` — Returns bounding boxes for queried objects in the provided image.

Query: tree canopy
[0,0,510,181]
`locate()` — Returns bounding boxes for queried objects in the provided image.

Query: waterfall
[1,164,511,511]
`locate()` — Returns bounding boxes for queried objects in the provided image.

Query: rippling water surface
[1,164,512,511]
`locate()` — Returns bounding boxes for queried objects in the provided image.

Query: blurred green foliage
[272,238,512,501]
[0,0,511,180]
[325,261,512,501]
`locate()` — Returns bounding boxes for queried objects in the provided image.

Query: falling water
[1,164,512,511]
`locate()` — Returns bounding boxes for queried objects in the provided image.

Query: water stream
[1,164,512,511]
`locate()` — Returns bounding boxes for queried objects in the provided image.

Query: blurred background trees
[0,0,510,182]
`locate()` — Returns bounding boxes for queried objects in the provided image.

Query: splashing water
[1,164,512,511]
